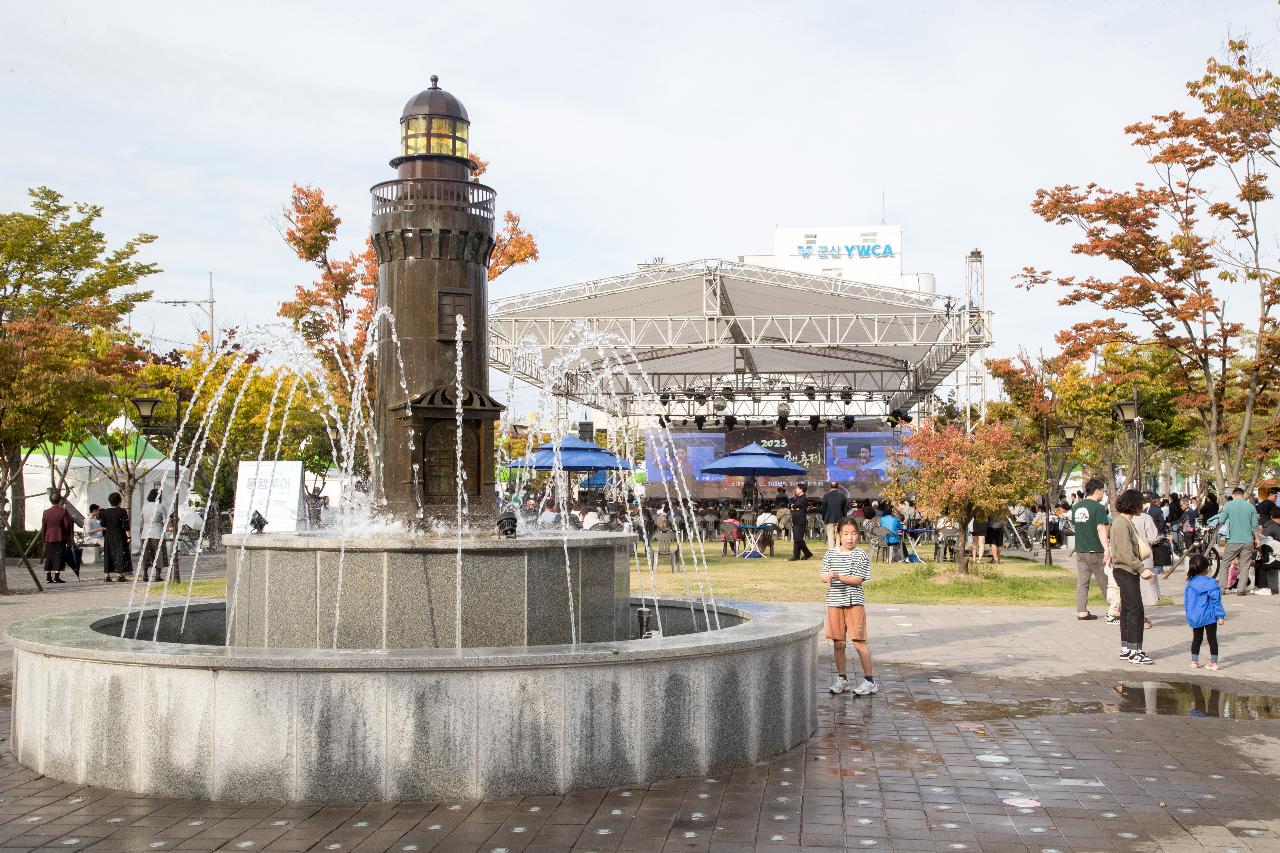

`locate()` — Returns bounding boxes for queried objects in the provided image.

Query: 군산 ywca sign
[796,242,896,260]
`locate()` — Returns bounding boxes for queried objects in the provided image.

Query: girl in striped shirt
[820,517,878,695]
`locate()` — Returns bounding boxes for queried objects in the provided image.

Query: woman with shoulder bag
[1134,497,1166,629]
[1111,489,1157,664]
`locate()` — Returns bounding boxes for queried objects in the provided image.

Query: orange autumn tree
[468,155,540,279]
[1021,40,1280,494]
[277,185,378,409]
[884,421,1041,575]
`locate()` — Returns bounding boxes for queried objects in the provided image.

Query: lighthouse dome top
[398,75,470,160]
[401,75,469,123]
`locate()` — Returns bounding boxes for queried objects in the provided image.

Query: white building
[739,225,936,293]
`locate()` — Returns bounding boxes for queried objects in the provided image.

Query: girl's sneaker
[1105,615,1120,624]
[852,680,880,696]
[829,675,849,694]
[1130,651,1155,665]
[1120,648,1133,659]
[1189,661,1200,669]
[1207,662,1220,671]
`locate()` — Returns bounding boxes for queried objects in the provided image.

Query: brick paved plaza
[0,561,1277,852]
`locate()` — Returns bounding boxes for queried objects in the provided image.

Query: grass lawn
[130,577,228,599]
[629,539,1118,608]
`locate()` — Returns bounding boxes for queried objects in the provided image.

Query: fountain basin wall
[8,598,820,802]
[223,532,633,649]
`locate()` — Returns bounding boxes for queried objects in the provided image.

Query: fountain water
[7,77,819,801]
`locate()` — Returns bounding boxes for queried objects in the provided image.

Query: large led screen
[643,426,903,500]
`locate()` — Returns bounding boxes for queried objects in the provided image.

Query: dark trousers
[792,524,812,559]
[1191,622,1219,657]
[140,539,169,580]
[1113,568,1144,648]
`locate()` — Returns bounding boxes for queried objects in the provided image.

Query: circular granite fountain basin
[7,598,819,802]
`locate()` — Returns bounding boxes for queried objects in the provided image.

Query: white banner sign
[231,461,306,534]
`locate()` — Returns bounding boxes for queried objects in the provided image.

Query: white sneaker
[829,675,849,695]
[852,679,880,696]
[1104,615,1120,624]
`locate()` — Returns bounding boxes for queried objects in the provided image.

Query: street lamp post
[1113,389,1144,492]
[1042,418,1079,567]
[130,391,187,583]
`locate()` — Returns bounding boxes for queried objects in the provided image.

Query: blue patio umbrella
[699,443,808,478]
[507,435,632,472]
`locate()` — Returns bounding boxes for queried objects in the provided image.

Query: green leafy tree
[0,188,156,592]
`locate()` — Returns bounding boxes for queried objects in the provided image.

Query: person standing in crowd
[822,482,849,548]
[820,518,877,696]
[1184,553,1226,670]
[969,511,988,564]
[39,492,74,585]
[1111,488,1158,664]
[986,514,1005,564]
[1134,495,1163,630]
[1214,487,1260,594]
[788,484,813,561]
[139,487,169,583]
[1257,488,1278,523]
[1200,492,1219,525]
[1070,479,1111,621]
[98,492,132,582]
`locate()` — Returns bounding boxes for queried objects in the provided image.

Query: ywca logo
[796,243,896,260]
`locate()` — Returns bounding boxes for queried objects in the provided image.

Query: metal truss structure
[489,258,991,419]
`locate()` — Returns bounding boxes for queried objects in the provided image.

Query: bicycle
[1165,525,1221,579]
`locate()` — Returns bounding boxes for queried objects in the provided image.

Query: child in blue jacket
[1184,553,1227,670]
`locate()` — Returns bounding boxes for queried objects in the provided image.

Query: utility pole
[155,272,216,353]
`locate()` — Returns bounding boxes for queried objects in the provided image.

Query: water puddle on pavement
[904,681,1280,722]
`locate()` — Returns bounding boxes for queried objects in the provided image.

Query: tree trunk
[957,511,971,575]
[0,485,10,596]
[8,447,25,532]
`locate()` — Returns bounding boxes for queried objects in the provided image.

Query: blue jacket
[1184,575,1226,629]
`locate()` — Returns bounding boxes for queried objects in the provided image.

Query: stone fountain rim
[223,531,636,551]
[7,597,821,672]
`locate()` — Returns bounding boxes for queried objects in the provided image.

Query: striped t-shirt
[823,546,871,607]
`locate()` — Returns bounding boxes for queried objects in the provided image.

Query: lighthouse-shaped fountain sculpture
[218,79,636,650]
[370,75,502,522]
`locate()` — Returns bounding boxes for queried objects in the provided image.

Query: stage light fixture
[804,386,816,401]
[843,414,856,430]
[782,387,792,401]
[808,415,821,430]
[722,385,735,401]
[657,415,669,427]
[659,392,670,405]
[680,418,688,426]
[776,415,788,429]
[724,415,737,431]
[840,387,852,403]
[694,414,706,430]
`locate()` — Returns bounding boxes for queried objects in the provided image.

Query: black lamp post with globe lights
[1042,417,1080,567]
[1113,390,1144,492]
[130,391,187,583]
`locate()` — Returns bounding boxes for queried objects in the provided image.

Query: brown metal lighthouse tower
[370,76,501,523]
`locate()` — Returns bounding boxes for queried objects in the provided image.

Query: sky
[3,0,1280,412]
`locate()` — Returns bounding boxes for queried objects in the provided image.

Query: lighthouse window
[401,116,470,158]
[438,291,473,341]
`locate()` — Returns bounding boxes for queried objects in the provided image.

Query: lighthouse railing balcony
[370,178,496,219]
